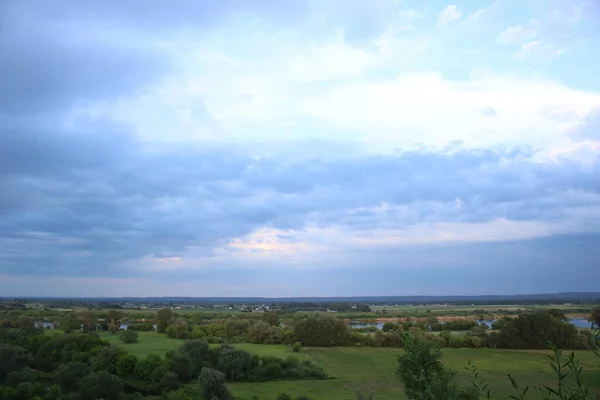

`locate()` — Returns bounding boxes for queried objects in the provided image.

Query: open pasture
[101,332,600,399]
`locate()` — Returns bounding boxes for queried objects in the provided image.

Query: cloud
[437,5,462,27]
[2,123,599,279]
[1,0,599,296]
[497,23,538,44]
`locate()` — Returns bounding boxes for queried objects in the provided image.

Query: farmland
[104,331,600,400]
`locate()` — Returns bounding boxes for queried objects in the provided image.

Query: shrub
[116,354,138,376]
[292,342,302,352]
[119,329,138,344]
[198,368,231,400]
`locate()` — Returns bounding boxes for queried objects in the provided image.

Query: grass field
[100,332,600,399]
[98,331,185,358]
[228,347,600,400]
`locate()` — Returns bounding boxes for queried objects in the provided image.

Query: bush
[292,342,302,352]
[198,368,231,400]
[397,333,475,400]
[135,354,163,381]
[119,329,138,344]
[78,371,123,400]
[116,354,138,377]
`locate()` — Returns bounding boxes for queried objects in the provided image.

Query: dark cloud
[0,7,171,114]
[1,123,599,277]
[0,0,310,115]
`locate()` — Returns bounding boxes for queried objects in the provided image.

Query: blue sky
[1,0,599,297]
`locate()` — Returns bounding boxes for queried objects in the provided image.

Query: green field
[228,347,600,400]
[98,331,185,358]
[101,332,600,399]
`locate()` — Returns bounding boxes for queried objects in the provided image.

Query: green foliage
[217,348,253,381]
[292,342,302,353]
[506,344,600,400]
[170,353,196,382]
[53,361,91,392]
[198,368,231,400]
[45,383,62,400]
[119,329,138,344]
[116,353,138,376]
[497,312,583,349]
[156,309,173,333]
[127,323,154,332]
[248,321,282,344]
[276,393,292,400]
[293,316,350,346]
[78,371,123,400]
[166,319,188,339]
[590,305,600,329]
[155,371,181,393]
[178,339,210,371]
[61,318,81,334]
[397,333,476,400]
[91,345,124,374]
[0,344,31,379]
[108,320,118,335]
[262,312,280,327]
[135,354,163,381]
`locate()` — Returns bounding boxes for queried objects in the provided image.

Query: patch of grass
[91,332,600,399]
[98,331,185,358]
[227,347,600,400]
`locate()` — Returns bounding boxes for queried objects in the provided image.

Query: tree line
[0,324,328,400]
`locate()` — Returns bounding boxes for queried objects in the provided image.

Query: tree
[53,361,91,392]
[262,311,280,326]
[78,371,123,400]
[119,329,138,344]
[548,308,568,321]
[198,368,231,400]
[135,354,163,381]
[170,353,196,382]
[157,308,173,333]
[108,320,119,335]
[79,310,96,332]
[166,318,189,339]
[216,348,253,381]
[396,334,474,400]
[0,344,31,379]
[106,309,122,324]
[293,316,350,346]
[497,312,581,349]
[590,305,600,329]
[116,354,138,377]
[61,318,81,334]
[178,339,210,371]
[91,345,125,374]
[155,371,181,393]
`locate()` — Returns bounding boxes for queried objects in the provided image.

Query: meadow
[104,332,600,400]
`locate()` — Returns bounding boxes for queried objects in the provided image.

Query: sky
[1,0,599,297]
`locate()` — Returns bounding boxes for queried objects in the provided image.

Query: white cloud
[437,5,463,27]
[497,24,538,44]
[519,40,565,59]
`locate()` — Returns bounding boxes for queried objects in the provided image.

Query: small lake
[34,321,55,329]
[348,318,593,331]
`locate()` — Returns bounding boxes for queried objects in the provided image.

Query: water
[349,322,384,330]
[568,318,592,329]
[34,321,54,329]
[348,318,592,331]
